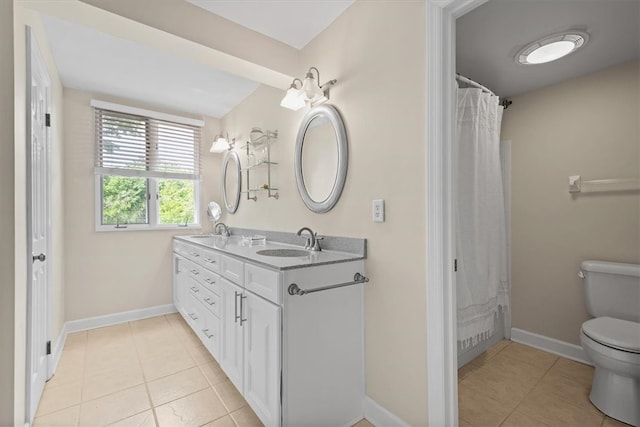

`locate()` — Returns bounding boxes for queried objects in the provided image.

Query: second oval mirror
[294,105,348,213]
[222,151,241,214]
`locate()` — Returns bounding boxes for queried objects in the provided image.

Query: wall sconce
[209,132,236,153]
[280,67,337,111]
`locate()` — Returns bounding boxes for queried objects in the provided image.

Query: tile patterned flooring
[35,316,631,427]
[458,340,632,427]
[34,313,265,426]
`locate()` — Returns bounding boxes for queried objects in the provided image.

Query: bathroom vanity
[172,230,366,426]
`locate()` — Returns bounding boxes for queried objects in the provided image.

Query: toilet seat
[582,317,640,354]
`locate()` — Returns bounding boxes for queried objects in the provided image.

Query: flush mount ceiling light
[516,31,589,65]
[210,132,235,153]
[280,67,337,111]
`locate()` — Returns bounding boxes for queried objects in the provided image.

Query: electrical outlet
[373,199,385,223]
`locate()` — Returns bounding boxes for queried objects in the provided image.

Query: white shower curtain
[456,88,510,348]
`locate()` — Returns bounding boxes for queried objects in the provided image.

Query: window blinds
[95,108,201,180]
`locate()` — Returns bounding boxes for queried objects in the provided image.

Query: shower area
[455,74,511,368]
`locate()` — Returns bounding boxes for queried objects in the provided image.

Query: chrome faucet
[296,227,324,251]
[214,223,230,237]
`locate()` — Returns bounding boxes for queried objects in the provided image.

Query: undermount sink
[256,248,310,258]
[190,234,213,239]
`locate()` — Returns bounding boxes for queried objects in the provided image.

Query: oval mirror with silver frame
[222,151,241,214]
[294,104,348,213]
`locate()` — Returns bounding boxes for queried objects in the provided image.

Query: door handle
[32,253,46,262]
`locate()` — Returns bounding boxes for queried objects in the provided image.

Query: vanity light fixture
[209,132,235,153]
[280,67,337,111]
[516,31,589,65]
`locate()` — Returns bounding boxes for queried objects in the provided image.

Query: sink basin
[256,249,309,258]
[190,235,213,239]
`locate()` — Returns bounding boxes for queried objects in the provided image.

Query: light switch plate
[373,199,385,223]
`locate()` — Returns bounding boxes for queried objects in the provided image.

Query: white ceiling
[41,15,261,118]
[40,1,355,118]
[457,0,640,98]
[185,0,355,49]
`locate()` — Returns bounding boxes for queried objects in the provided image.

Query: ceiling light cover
[516,32,589,65]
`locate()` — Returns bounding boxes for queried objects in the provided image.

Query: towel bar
[287,273,369,296]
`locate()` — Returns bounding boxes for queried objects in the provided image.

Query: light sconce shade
[210,133,234,153]
[516,31,589,65]
[280,79,306,111]
[280,67,336,111]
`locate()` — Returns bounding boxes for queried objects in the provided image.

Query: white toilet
[579,260,640,427]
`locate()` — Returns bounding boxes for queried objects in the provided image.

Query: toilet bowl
[579,261,640,427]
[580,317,640,426]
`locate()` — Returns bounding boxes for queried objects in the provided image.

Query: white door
[243,292,281,427]
[26,27,52,422]
[219,278,244,392]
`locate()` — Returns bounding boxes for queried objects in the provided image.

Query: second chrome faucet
[296,227,324,251]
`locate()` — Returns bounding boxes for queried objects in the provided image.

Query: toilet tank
[580,260,640,322]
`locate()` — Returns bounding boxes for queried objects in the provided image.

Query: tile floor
[458,340,632,427]
[34,313,266,426]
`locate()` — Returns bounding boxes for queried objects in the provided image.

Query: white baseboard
[65,304,177,334]
[364,396,409,427]
[511,328,592,366]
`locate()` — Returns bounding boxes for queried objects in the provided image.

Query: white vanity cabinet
[173,238,365,427]
[219,255,281,426]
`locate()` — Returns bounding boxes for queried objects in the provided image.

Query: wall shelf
[243,130,278,201]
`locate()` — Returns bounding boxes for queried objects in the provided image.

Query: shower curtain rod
[456,73,513,109]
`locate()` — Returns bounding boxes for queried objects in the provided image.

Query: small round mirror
[294,105,348,213]
[207,201,222,222]
[222,151,241,214]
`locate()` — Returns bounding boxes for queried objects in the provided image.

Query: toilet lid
[582,317,640,353]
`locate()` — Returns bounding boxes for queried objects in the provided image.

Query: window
[93,101,202,230]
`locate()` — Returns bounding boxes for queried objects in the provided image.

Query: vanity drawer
[173,241,189,257]
[197,269,221,295]
[184,291,203,331]
[188,263,204,282]
[184,245,202,263]
[200,248,221,273]
[199,285,220,317]
[198,306,219,358]
[220,255,244,285]
[245,263,281,304]
[187,278,201,297]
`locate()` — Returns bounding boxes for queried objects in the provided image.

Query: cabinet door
[173,254,188,315]
[243,292,281,427]
[219,278,244,392]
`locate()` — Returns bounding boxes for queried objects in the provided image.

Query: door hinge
[45,113,51,127]
[454,259,458,272]
[46,341,51,355]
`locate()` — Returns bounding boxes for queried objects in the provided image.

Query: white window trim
[94,175,202,232]
[93,101,203,232]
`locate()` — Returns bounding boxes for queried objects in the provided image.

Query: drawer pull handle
[205,278,216,284]
[190,252,200,258]
[204,258,216,264]
[188,312,198,320]
[190,286,199,293]
[204,297,215,305]
[191,270,200,275]
[203,329,214,339]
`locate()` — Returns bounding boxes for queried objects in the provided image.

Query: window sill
[95,224,202,232]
